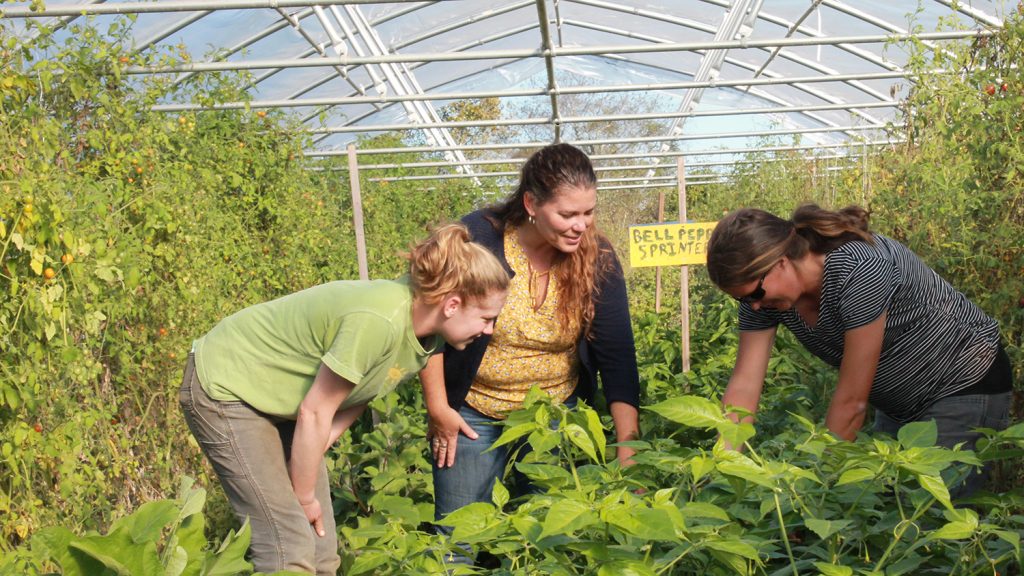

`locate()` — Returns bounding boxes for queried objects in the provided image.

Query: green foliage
[0,15,488,557]
[0,15,346,548]
[4,477,317,576]
[423,397,1024,575]
[29,477,254,576]
[3,6,1024,576]
[872,7,1024,372]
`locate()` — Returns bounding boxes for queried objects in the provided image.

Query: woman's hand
[429,405,477,468]
[420,354,477,468]
[720,328,776,450]
[290,364,355,534]
[299,498,326,537]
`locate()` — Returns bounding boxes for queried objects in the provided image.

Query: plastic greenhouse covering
[1,0,1014,188]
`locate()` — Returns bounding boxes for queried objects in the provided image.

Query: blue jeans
[433,399,575,563]
[873,391,1011,498]
[178,353,340,575]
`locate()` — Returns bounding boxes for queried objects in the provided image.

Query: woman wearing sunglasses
[706,204,1012,496]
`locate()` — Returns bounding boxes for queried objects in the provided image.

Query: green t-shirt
[193,278,441,418]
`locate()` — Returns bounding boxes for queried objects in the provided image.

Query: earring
[528,215,536,225]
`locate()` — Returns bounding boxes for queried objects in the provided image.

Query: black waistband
[950,342,1013,396]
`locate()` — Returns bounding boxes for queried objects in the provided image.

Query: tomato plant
[0,15,489,561]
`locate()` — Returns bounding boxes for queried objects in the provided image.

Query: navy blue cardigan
[442,209,641,411]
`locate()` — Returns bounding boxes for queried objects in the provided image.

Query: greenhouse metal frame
[2,0,1012,190]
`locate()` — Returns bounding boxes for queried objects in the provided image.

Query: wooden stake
[347,144,369,281]
[655,189,666,312]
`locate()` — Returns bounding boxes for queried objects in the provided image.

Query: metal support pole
[655,189,665,313]
[677,157,691,374]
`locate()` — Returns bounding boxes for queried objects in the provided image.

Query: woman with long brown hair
[707,204,1012,497]
[422,143,640,563]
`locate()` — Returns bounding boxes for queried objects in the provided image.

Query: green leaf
[491,480,509,509]
[165,546,188,576]
[177,486,206,523]
[527,428,561,454]
[687,454,716,483]
[582,407,607,461]
[511,515,542,543]
[812,562,853,576]
[539,499,594,539]
[69,532,160,576]
[203,520,253,576]
[369,494,420,525]
[679,501,730,522]
[645,396,726,429]
[897,420,938,448]
[605,507,681,542]
[717,420,756,448]
[349,550,389,575]
[993,529,1021,556]
[489,422,537,450]
[174,512,206,576]
[716,456,774,488]
[804,518,852,540]
[708,549,748,574]
[897,447,960,475]
[114,500,179,544]
[703,537,760,560]
[436,502,502,543]
[32,526,107,576]
[915,473,952,510]
[999,421,1024,440]
[835,467,876,486]
[928,520,976,540]
[597,560,656,576]
[516,463,572,487]
[565,423,600,464]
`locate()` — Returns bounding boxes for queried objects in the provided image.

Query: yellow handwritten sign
[628,221,718,268]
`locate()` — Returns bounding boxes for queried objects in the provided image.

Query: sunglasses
[735,272,767,304]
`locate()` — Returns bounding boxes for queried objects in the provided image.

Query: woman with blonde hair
[707,204,1012,496]
[423,143,640,563]
[179,223,508,574]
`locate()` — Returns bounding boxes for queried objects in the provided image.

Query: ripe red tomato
[985,84,996,96]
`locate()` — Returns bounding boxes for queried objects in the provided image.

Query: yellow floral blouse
[464,226,580,419]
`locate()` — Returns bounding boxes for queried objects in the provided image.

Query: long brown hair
[707,203,873,289]
[406,223,509,305]
[489,143,609,337]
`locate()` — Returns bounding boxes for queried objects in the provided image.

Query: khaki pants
[178,353,340,575]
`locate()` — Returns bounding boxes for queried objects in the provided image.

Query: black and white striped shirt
[739,234,1000,422]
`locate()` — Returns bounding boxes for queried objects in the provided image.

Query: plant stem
[871,497,934,571]
[0,206,23,265]
[774,491,799,576]
[655,543,694,575]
